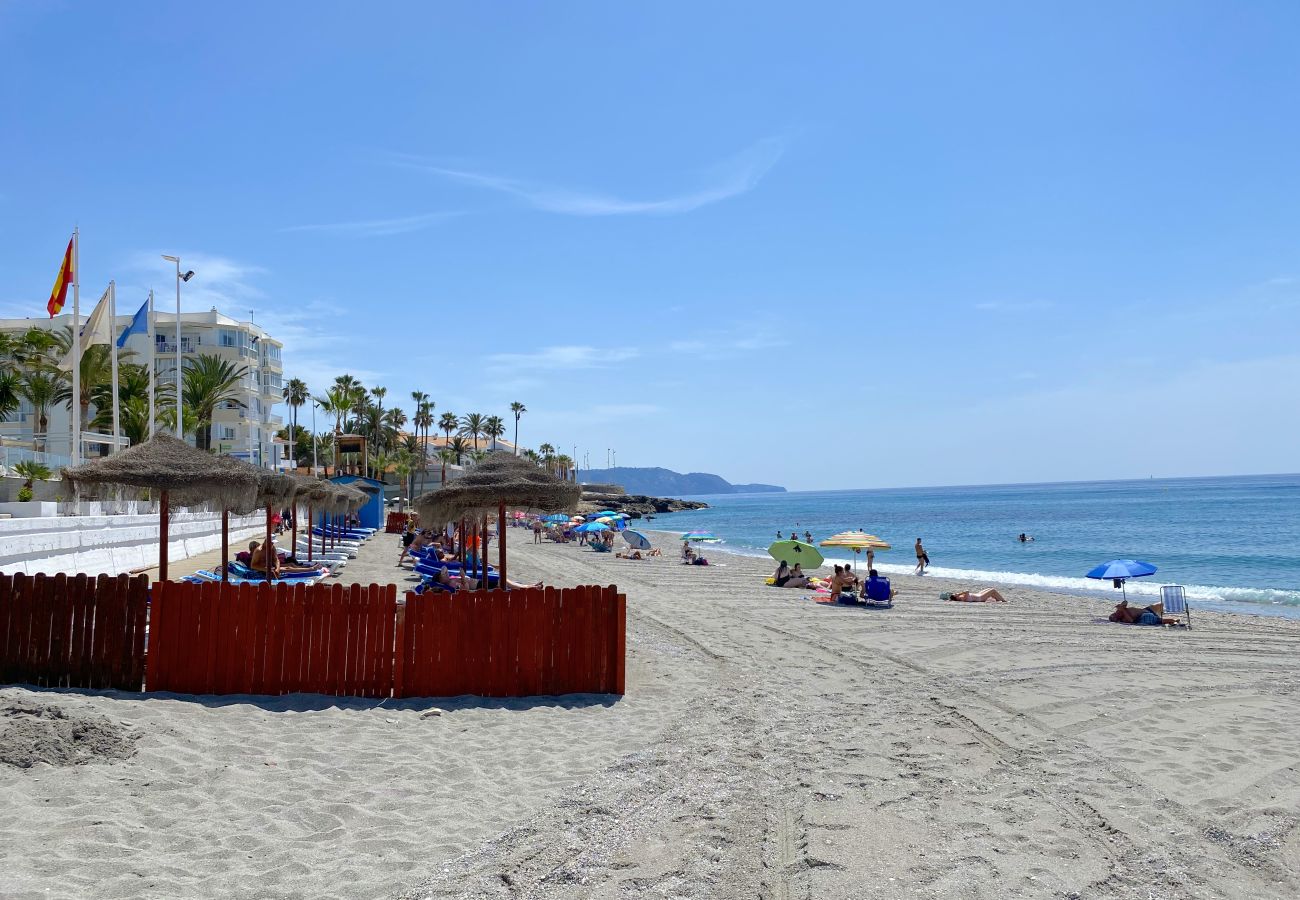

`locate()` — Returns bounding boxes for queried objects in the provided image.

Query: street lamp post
[161,256,194,439]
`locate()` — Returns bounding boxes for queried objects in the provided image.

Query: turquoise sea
[643,474,1300,618]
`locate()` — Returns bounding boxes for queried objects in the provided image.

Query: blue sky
[3,2,1298,490]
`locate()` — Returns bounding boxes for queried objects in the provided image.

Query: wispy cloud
[590,403,661,418]
[669,323,788,360]
[279,211,461,237]
[394,136,786,217]
[485,345,640,372]
[120,251,387,394]
[125,251,267,314]
[973,300,1055,312]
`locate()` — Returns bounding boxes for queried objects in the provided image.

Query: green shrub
[17,486,34,502]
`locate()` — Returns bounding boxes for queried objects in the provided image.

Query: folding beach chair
[1160,585,1191,628]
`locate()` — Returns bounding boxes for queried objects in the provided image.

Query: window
[219,426,236,441]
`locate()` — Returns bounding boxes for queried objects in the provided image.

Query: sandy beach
[4,528,1300,899]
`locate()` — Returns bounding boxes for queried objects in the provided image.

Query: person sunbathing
[617,549,644,560]
[782,563,810,588]
[944,588,1007,603]
[249,541,321,578]
[432,566,541,591]
[1108,600,1175,625]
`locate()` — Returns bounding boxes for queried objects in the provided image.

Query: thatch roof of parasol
[413,451,581,525]
[62,433,263,510]
[333,483,371,512]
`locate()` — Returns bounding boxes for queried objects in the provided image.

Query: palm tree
[538,443,556,475]
[438,411,458,448]
[19,371,64,451]
[370,386,387,462]
[383,407,407,451]
[509,402,526,454]
[90,362,154,446]
[460,412,486,452]
[437,447,455,483]
[410,390,429,448]
[51,329,136,443]
[392,451,413,510]
[523,448,540,464]
[414,401,434,492]
[448,435,470,465]
[0,369,21,423]
[13,460,52,494]
[484,415,505,451]
[554,454,574,481]
[282,378,309,465]
[182,354,248,451]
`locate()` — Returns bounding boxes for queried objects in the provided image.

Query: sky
[2,2,1298,491]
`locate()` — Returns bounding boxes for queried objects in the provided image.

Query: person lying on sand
[617,549,644,560]
[1108,600,1177,625]
[943,588,1007,603]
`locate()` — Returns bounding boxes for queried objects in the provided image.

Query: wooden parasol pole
[290,501,298,562]
[264,505,274,579]
[158,490,170,582]
[481,513,489,588]
[498,501,507,589]
[306,504,313,562]
[221,507,229,583]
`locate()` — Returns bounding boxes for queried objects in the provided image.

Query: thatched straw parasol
[413,451,580,587]
[61,433,265,582]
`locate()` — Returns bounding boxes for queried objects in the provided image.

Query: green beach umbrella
[768,540,824,568]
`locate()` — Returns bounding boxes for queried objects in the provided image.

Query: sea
[642,474,1300,619]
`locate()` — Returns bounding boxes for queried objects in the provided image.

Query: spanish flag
[47,237,75,317]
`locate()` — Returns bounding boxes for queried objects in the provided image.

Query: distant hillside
[577,467,786,496]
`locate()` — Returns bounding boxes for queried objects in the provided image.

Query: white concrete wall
[0,510,264,577]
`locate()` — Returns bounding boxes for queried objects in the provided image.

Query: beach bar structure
[328,475,384,531]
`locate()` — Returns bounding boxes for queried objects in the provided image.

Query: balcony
[156,339,198,354]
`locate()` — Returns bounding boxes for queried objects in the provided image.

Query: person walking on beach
[914,537,929,575]
[532,519,543,544]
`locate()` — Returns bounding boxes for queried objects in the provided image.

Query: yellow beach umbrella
[819,531,891,572]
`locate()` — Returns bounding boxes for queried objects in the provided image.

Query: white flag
[57,285,112,371]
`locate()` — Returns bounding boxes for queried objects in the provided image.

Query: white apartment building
[1,307,284,468]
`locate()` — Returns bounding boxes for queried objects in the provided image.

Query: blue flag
[117,297,150,348]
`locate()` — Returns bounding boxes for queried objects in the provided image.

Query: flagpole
[70,228,81,466]
[109,281,120,454]
[147,289,155,439]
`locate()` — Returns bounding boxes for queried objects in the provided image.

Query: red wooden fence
[395,586,626,698]
[0,572,148,691]
[146,581,397,697]
[4,577,624,699]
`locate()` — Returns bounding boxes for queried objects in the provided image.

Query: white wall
[0,510,264,577]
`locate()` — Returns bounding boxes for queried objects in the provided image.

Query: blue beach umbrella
[1085,559,1158,600]
[543,514,570,524]
[575,522,610,533]
[623,530,652,551]
[683,530,718,542]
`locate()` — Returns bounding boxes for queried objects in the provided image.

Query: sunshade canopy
[819,530,892,551]
[623,530,652,551]
[413,451,580,525]
[768,540,825,568]
[62,433,262,509]
[1085,559,1158,580]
